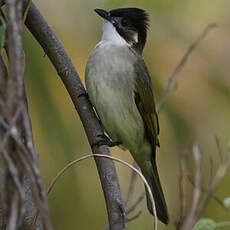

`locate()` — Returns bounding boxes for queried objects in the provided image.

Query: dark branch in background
[0,0,52,229]
[23,1,126,229]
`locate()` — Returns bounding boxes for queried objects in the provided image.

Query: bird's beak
[94,9,111,22]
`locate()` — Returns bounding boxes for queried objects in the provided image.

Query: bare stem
[178,149,188,224]
[157,23,217,112]
[180,145,202,230]
[198,151,230,217]
[125,161,138,205]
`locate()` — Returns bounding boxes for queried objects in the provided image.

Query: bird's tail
[141,157,169,224]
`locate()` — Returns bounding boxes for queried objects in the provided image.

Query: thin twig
[197,150,230,217]
[209,157,214,186]
[157,23,217,112]
[187,176,230,217]
[8,193,19,230]
[180,145,202,230]
[127,211,142,222]
[126,161,138,205]
[191,145,202,220]
[22,0,31,24]
[180,145,230,230]
[215,135,223,163]
[178,149,188,224]
[0,56,7,95]
[49,154,158,229]
[0,146,25,202]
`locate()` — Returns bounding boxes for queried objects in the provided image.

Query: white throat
[101,20,128,46]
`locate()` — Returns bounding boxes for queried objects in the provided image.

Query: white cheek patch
[133,32,138,43]
[101,20,127,46]
[100,21,139,48]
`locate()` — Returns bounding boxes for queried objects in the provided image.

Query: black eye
[121,18,128,26]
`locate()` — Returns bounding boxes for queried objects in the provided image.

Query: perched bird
[85,8,169,224]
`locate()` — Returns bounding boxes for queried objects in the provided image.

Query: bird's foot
[92,134,121,148]
[77,92,88,99]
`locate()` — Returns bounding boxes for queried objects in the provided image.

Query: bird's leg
[92,134,121,148]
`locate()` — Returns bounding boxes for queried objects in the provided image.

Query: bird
[85,7,169,224]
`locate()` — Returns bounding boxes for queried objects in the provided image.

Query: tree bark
[0,0,52,229]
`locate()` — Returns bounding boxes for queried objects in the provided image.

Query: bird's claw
[91,134,121,148]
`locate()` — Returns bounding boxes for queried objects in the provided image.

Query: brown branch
[103,191,146,230]
[157,23,217,112]
[23,1,126,229]
[0,1,52,229]
[180,145,202,230]
[4,1,28,228]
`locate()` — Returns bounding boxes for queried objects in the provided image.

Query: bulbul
[85,8,169,224]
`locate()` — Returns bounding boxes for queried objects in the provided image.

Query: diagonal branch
[23,1,126,229]
[157,23,217,112]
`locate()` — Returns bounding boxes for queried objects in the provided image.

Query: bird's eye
[121,18,128,26]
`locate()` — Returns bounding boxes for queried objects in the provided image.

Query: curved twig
[32,154,158,230]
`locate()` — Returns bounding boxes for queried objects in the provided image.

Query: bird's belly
[91,82,145,151]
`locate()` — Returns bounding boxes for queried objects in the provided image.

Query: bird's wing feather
[134,57,160,153]
[134,56,169,224]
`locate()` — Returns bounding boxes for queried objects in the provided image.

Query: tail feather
[142,158,169,224]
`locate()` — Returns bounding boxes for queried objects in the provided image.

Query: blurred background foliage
[23,0,230,229]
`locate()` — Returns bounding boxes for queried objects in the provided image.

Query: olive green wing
[134,58,160,152]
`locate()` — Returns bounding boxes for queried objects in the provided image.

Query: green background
[23,0,230,229]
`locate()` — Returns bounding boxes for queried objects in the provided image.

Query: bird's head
[95,8,149,54]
